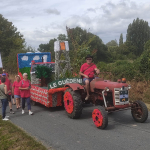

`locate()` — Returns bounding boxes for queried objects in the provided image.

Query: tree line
[1,13,150,80]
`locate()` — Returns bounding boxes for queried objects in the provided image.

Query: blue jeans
[1,99,8,119]
[22,97,31,110]
[83,78,94,84]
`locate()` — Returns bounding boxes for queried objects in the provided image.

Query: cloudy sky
[0,0,150,50]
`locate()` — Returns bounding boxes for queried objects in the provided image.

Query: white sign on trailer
[0,53,3,68]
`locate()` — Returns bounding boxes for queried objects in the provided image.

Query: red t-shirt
[19,80,31,98]
[80,63,97,78]
[0,80,1,84]
[6,73,9,77]
[13,81,21,96]
[5,78,11,95]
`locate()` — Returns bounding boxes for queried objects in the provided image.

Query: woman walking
[12,75,21,109]
[19,73,33,115]
[0,77,11,120]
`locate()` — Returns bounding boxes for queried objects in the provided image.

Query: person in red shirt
[12,75,21,109]
[2,73,15,114]
[19,73,33,115]
[79,55,100,100]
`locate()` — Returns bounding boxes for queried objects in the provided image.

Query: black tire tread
[64,88,83,119]
[131,100,148,123]
[94,106,108,129]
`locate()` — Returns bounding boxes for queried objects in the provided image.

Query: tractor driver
[79,55,100,100]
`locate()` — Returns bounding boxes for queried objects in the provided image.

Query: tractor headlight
[105,87,109,91]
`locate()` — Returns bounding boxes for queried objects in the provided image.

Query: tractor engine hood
[90,78,128,92]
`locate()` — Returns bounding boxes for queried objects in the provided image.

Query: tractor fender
[64,83,84,91]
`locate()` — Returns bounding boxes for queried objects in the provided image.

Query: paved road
[1,103,150,150]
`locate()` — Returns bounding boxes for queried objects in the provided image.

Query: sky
[0,0,150,50]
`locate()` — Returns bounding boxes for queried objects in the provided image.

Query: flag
[0,53,3,68]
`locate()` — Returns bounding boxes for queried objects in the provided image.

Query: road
[1,103,150,150]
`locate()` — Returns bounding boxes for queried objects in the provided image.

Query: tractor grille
[114,88,120,105]
[114,87,129,105]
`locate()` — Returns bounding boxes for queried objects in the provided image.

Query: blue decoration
[18,52,51,69]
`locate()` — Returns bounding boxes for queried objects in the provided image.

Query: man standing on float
[79,55,100,100]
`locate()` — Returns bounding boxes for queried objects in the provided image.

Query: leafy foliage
[144,40,150,51]
[19,67,31,80]
[126,18,150,56]
[35,65,53,80]
[0,14,35,74]
[106,39,118,47]
[119,33,123,46]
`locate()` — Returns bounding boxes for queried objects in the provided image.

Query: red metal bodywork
[65,83,84,91]
[90,78,129,109]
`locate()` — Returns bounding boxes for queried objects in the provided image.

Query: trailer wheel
[131,100,148,123]
[92,106,108,129]
[31,100,36,106]
[64,88,82,119]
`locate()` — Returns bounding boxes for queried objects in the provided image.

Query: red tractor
[63,77,148,129]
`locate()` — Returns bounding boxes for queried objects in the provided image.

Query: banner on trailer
[48,78,83,89]
[0,53,3,68]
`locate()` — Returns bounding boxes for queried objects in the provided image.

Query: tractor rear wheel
[92,106,108,129]
[131,100,148,123]
[63,88,82,119]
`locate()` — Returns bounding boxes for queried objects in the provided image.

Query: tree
[144,40,150,51]
[35,65,53,86]
[0,14,26,73]
[66,26,109,64]
[106,40,118,47]
[57,34,67,41]
[126,18,150,56]
[37,38,57,61]
[119,33,123,46]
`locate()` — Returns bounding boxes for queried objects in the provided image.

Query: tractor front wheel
[131,100,148,123]
[92,106,108,129]
[63,88,82,119]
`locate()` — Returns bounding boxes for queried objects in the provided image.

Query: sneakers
[29,111,33,115]
[22,110,25,114]
[2,117,9,121]
[10,109,15,114]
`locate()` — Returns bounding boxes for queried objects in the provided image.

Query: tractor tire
[63,88,83,119]
[92,106,108,129]
[131,100,148,123]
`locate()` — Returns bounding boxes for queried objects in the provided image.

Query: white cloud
[0,0,150,49]
[87,8,96,13]
[33,56,40,60]
[22,56,28,61]
[45,8,60,15]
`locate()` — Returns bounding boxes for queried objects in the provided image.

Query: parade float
[17,41,148,129]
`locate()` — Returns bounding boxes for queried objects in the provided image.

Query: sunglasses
[86,59,92,60]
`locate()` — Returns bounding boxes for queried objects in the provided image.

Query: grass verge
[0,115,49,150]
[146,103,150,110]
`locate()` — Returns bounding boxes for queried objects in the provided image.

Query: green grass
[0,115,51,150]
